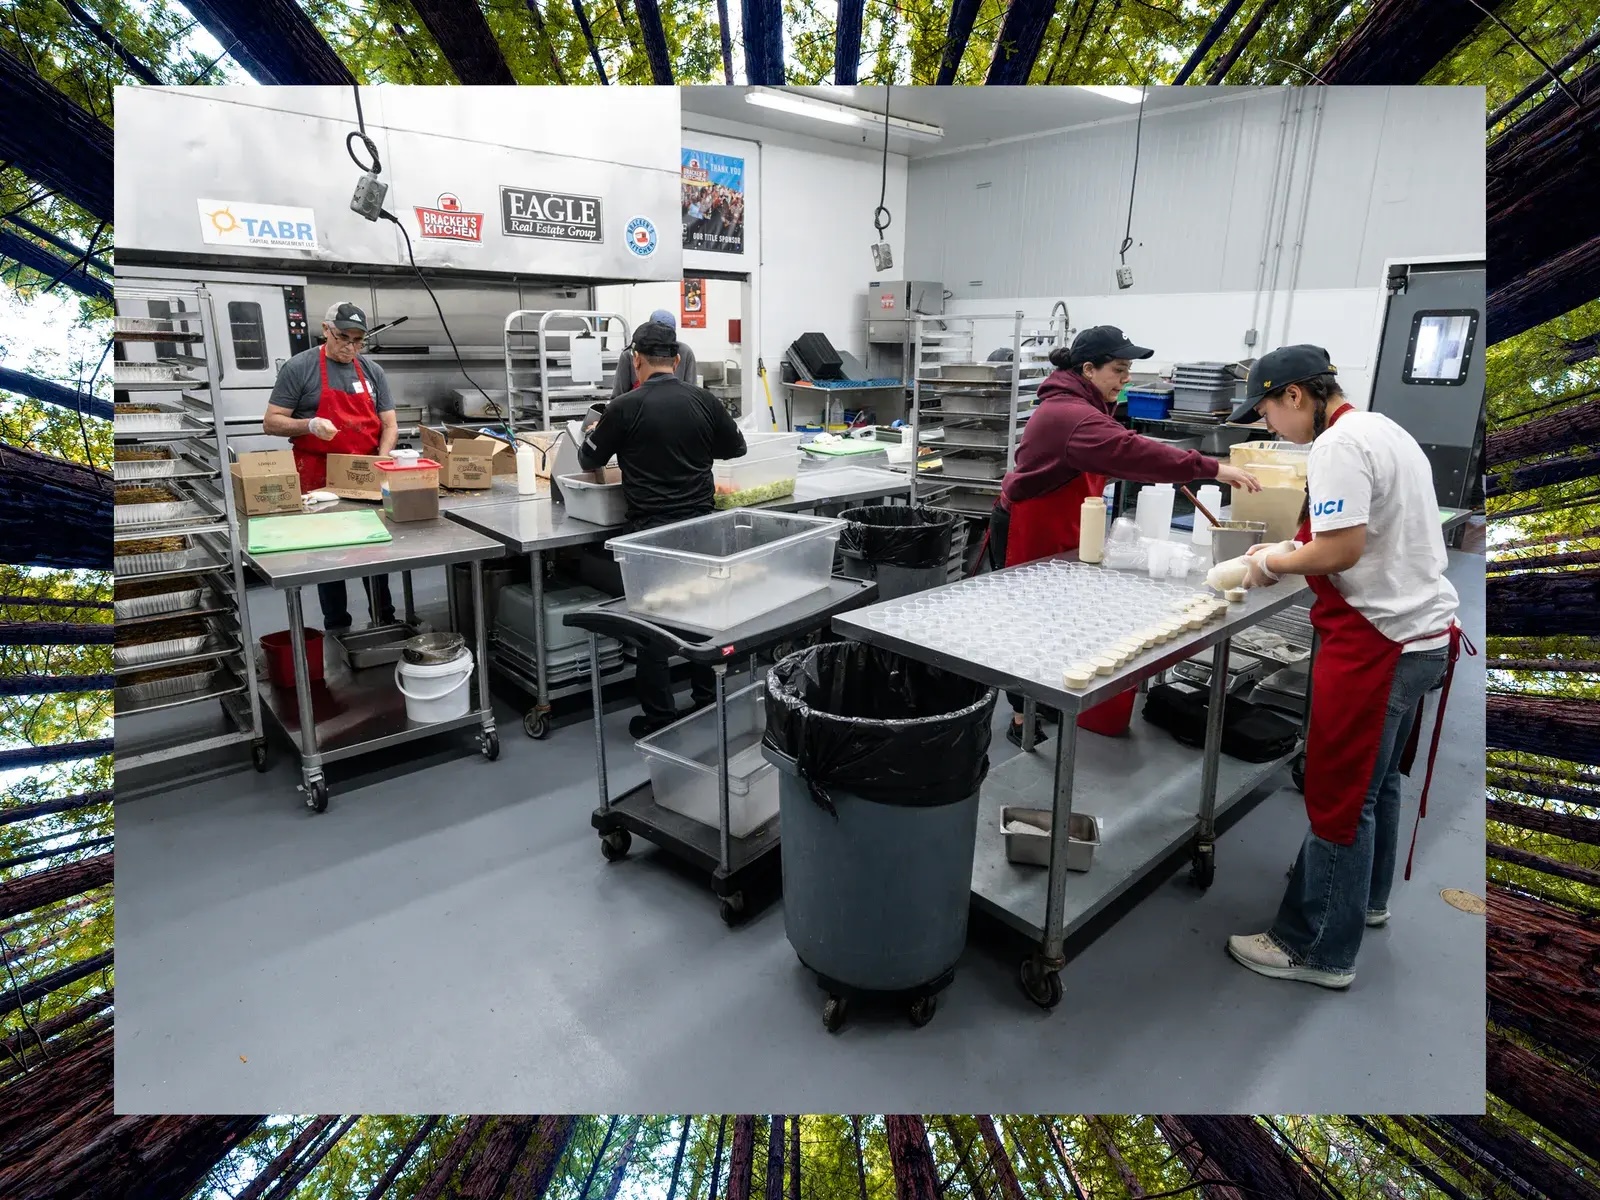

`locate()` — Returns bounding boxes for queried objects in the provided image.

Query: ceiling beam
[180,0,354,85]
[1318,0,1504,85]
[409,0,519,83]
[0,47,113,222]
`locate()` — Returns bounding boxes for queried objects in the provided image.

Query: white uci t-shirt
[1306,410,1459,652]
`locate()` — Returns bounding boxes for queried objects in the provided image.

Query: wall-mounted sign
[681,149,745,255]
[626,216,658,258]
[500,187,604,243]
[681,279,706,329]
[414,193,483,242]
[197,199,318,251]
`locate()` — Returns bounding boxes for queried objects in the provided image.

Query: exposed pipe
[1247,89,1295,349]
[1259,89,1307,353]
[1280,87,1327,344]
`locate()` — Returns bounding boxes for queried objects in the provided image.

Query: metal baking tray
[932,394,1033,419]
[930,363,1015,383]
[934,451,1006,480]
[328,622,424,670]
[113,363,203,390]
[114,316,204,342]
[1001,806,1100,871]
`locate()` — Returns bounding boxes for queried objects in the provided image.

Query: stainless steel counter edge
[245,515,508,589]
[833,568,1310,715]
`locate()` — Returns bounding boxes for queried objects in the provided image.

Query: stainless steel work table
[445,462,911,738]
[833,557,1310,1009]
[245,506,506,812]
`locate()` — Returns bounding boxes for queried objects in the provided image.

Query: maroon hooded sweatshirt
[1001,369,1220,506]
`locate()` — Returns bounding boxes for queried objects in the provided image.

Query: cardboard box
[230,450,302,516]
[379,459,442,523]
[325,454,386,502]
[422,426,514,490]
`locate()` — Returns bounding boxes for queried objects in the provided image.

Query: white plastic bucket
[394,648,475,723]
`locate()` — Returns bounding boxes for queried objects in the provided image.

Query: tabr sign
[500,186,604,243]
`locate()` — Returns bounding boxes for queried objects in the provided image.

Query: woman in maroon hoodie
[988,325,1261,749]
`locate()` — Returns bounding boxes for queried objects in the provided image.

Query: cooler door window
[1402,309,1478,386]
[227,301,269,370]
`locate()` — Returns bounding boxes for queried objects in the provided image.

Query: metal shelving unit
[909,313,1051,515]
[113,285,266,773]
[503,310,631,433]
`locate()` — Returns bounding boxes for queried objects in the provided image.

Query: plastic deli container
[558,470,629,527]
[714,431,801,509]
[1230,440,1311,477]
[636,680,778,838]
[606,509,843,634]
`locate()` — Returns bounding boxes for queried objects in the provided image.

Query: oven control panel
[283,285,311,354]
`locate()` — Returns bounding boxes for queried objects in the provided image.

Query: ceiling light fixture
[744,88,945,140]
[1082,86,1146,105]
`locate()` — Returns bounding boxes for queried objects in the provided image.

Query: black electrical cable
[873,85,892,238]
[1119,85,1147,265]
[347,83,381,175]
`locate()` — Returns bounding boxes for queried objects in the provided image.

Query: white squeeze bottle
[1079,496,1106,563]
[1191,485,1222,548]
[1138,483,1175,540]
[516,439,539,496]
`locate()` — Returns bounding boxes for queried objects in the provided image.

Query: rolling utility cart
[565,577,878,926]
[503,309,629,433]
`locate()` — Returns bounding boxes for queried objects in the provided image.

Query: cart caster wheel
[823,995,848,1033]
[719,891,747,926]
[1291,753,1305,792]
[305,781,329,814]
[482,731,500,761]
[523,711,551,740]
[909,995,937,1028]
[251,741,270,772]
[1020,957,1063,1009]
[1191,843,1216,889]
[600,831,631,862]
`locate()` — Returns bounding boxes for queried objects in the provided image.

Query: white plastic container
[636,680,778,838]
[558,470,629,526]
[714,431,802,509]
[516,443,539,495]
[1136,483,1176,541]
[1191,485,1223,548]
[607,509,843,634]
[394,648,475,724]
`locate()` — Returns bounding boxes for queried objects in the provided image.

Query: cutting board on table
[248,509,393,555]
[801,440,889,457]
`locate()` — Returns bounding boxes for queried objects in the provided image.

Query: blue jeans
[317,576,395,631]
[1270,647,1449,972]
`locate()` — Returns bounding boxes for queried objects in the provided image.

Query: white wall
[595,277,746,374]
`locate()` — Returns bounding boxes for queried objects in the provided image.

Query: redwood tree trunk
[727,1115,757,1200]
[459,1117,539,1200]
[576,1116,620,1200]
[1487,1033,1600,1169]
[788,1115,800,1200]
[1489,571,1600,637]
[1317,0,1494,85]
[666,1117,692,1200]
[0,739,115,774]
[1436,1115,1600,1200]
[1167,1117,1333,1200]
[0,791,112,828]
[364,1116,441,1200]
[1487,886,1600,1072]
[1486,399,1600,467]
[885,1115,941,1200]
[409,0,518,82]
[0,986,112,1059]
[0,675,114,696]
[1487,695,1600,764]
[1045,1120,1095,1200]
[261,1115,359,1200]
[236,1117,337,1200]
[767,1115,786,1200]
[0,445,113,569]
[975,1116,1026,1200]
[0,946,110,1020]
[1488,841,1600,890]
[1090,1117,1147,1197]
[414,1116,493,1200]
[1487,798,1600,845]
[0,851,113,921]
[1487,771,1600,804]
[0,621,114,645]
[510,1115,579,1200]
[1153,1117,1247,1200]
[942,1117,991,1200]
[852,1117,868,1200]
[707,1115,728,1200]
[600,1120,640,1200]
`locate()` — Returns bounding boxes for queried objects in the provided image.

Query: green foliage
[1424,0,1597,133]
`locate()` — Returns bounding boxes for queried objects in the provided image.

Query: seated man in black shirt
[579,321,747,737]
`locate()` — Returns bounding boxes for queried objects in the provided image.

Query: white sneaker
[1365,908,1391,927]
[1227,933,1355,989]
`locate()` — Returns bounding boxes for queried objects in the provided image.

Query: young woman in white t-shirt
[1220,345,1471,990]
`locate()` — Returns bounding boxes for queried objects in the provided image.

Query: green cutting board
[248,509,394,555]
[801,440,890,457]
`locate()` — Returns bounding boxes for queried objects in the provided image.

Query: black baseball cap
[630,321,679,356]
[1227,344,1338,424]
[1066,325,1153,366]
[323,301,368,332]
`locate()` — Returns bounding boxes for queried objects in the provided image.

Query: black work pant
[317,576,394,631]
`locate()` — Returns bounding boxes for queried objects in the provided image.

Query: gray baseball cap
[323,302,368,332]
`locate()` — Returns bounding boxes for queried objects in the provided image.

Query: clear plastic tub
[714,431,801,509]
[495,582,610,654]
[636,680,778,838]
[607,509,843,634]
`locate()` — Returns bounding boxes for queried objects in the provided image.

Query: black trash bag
[764,641,997,817]
[837,505,958,570]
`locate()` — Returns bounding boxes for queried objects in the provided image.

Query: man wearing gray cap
[611,307,698,397]
[264,300,399,631]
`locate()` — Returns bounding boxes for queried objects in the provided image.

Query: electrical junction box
[1115,265,1134,290]
[871,242,894,272]
[350,172,388,222]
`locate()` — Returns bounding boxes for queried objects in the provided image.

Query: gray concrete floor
[115,553,1485,1115]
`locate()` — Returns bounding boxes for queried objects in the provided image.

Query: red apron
[290,348,383,492]
[1296,412,1476,869]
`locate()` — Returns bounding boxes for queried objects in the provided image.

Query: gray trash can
[763,642,997,1031]
[837,505,957,601]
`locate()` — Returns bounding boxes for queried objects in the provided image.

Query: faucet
[1050,301,1071,346]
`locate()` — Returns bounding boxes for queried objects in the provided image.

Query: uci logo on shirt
[1313,498,1346,517]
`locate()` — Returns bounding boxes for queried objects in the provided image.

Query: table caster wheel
[523,710,551,740]
[1291,753,1305,792]
[1020,956,1062,1009]
[600,830,631,862]
[251,741,270,772]
[1191,842,1216,889]
[719,891,747,926]
[909,995,936,1028]
[482,731,500,761]
[305,780,329,814]
[823,995,847,1033]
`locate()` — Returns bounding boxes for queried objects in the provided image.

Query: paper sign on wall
[681,279,706,329]
[681,149,745,255]
[197,199,318,251]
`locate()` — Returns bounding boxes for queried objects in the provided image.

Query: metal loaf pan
[329,622,423,670]
[1001,806,1100,871]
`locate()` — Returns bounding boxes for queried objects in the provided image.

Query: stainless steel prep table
[445,463,911,738]
[833,559,1310,1009]
[245,506,506,812]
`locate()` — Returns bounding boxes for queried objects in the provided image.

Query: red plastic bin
[260,629,324,688]
[1076,687,1136,737]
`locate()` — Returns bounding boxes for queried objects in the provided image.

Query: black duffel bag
[1141,681,1299,764]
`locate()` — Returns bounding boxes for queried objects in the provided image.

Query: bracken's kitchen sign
[414,193,483,242]
[500,186,604,243]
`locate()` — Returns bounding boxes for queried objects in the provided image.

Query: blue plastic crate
[1125,391,1173,420]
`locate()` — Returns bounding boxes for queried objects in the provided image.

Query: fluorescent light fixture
[743,88,944,141]
[1082,85,1146,105]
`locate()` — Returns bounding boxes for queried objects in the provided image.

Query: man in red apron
[983,326,1262,748]
[1219,346,1472,989]
[264,301,400,631]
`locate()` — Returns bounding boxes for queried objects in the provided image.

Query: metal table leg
[286,587,326,813]
[401,571,417,626]
[471,559,498,761]
[713,663,744,925]
[1022,715,1077,1009]
[589,632,609,811]
[1192,636,1231,888]
[523,549,552,739]
[1021,695,1039,753]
